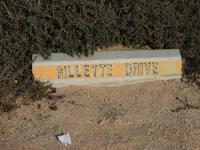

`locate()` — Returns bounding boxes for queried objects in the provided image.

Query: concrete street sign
[32,49,182,87]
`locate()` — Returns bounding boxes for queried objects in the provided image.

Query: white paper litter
[57,133,72,145]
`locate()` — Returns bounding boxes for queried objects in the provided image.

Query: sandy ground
[1,80,200,150]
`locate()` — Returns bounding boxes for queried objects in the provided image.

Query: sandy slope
[0,80,200,150]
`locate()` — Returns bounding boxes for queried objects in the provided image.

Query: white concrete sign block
[32,49,182,87]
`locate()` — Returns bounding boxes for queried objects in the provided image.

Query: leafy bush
[0,0,200,111]
[110,0,200,83]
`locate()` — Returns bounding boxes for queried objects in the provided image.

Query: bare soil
[1,80,200,150]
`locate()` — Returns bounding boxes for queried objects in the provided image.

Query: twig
[2,1,14,19]
[172,96,200,112]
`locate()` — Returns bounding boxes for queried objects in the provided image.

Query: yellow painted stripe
[32,60,182,81]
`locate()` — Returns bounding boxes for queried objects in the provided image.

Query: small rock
[49,102,57,111]
[37,104,41,109]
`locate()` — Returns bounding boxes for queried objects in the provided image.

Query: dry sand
[1,80,200,150]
